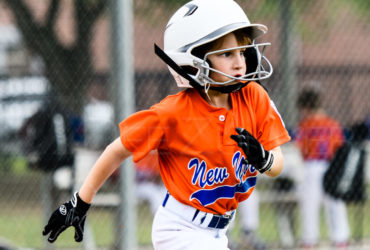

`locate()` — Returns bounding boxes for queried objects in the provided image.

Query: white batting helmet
[163,0,273,91]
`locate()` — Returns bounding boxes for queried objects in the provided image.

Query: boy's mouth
[234,74,248,83]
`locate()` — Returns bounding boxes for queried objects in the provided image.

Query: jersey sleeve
[119,108,164,162]
[250,84,290,150]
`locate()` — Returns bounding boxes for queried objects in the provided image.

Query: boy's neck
[201,89,232,110]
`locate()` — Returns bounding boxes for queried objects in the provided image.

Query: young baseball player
[296,89,349,248]
[42,0,290,249]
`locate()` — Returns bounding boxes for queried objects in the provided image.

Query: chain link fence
[0,0,369,249]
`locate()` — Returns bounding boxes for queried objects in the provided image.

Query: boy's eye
[221,52,232,57]
[219,50,245,57]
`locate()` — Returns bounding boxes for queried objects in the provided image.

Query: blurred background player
[111,150,166,214]
[233,141,304,250]
[134,150,166,215]
[233,190,266,250]
[273,142,304,248]
[295,89,350,248]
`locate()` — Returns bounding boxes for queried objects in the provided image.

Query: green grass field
[1,199,369,249]
[0,204,154,249]
[0,156,369,249]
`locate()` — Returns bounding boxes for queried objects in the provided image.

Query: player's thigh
[153,229,229,250]
[152,207,229,250]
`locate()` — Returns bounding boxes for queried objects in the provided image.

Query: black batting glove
[231,127,274,174]
[42,192,90,243]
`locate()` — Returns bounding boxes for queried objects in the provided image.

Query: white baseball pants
[152,206,230,250]
[299,160,350,245]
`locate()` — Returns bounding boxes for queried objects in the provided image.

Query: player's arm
[79,137,132,203]
[42,137,132,243]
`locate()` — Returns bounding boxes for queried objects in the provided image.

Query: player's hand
[42,192,91,243]
[231,127,274,174]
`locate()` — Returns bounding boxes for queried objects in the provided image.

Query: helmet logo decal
[166,4,198,30]
[184,4,198,17]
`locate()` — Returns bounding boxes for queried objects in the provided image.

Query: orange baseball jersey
[296,113,344,161]
[119,82,290,214]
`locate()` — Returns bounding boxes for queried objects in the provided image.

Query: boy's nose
[233,54,245,69]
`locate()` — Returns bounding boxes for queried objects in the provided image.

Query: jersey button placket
[219,115,225,122]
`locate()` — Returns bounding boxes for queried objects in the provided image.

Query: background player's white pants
[152,206,230,250]
[136,181,166,214]
[238,190,259,231]
[299,160,350,245]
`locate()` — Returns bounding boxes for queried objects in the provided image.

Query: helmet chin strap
[155,44,203,91]
[209,81,250,93]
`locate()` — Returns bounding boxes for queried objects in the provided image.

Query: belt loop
[192,209,200,222]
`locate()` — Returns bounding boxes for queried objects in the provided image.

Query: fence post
[110,0,136,249]
[278,0,298,129]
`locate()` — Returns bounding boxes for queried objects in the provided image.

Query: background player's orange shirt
[296,113,344,161]
[135,150,160,175]
[120,82,290,214]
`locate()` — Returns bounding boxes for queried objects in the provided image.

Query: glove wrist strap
[259,151,274,174]
[72,192,91,213]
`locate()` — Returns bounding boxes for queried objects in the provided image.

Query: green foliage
[151,0,188,7]
[352,0,370,19]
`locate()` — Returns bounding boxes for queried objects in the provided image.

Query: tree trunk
[3,0,107,115]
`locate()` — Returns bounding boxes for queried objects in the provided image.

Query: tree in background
[3,0,108,114]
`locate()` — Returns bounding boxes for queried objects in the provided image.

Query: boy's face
[207,33,247,85]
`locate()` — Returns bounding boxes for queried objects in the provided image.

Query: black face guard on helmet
[155,44,262,93]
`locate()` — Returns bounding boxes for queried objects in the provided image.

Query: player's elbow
[264,147,284,177]
[106,137,132,162]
